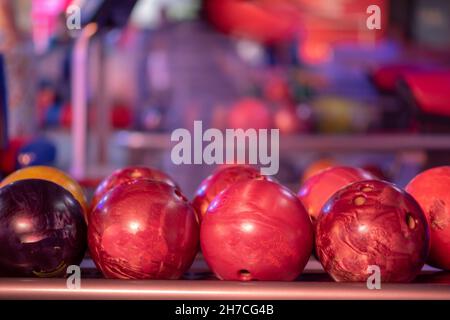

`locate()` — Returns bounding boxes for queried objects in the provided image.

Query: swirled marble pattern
[298,166,375,223]
[201,179,313,281]
[192,165,262,223]
[406,166,450,270]
[316,180,429,283]
[89,180,199,279]
[0,179,86,277]
[91,166,178,211]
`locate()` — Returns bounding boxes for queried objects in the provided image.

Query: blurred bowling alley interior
[0,0,449,197]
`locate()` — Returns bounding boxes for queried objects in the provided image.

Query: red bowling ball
[298,166,375,223]
[201,179,313,281]
[228,98,272,130]
[92,166,178,210]
[192,165,262,222]
[406,166,450,270]
[88,180,199,279]
[316,180,429,283]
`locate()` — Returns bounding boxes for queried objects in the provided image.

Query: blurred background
[0,0,449,198]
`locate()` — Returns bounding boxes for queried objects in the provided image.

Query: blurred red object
[297,0,387,64]
[205,0,301,43]
[112,104,133,129]
[403,72,450,117]
[372,64,425,93]
[362,164,389,181]
[301,158,337,183]
[87,104,133,129]
[60,103,72,128]
[228,98,272,130]
[264,77,291,103]
[274,105,301,134]
[0,137,29,174]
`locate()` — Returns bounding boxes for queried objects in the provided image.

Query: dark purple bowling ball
[0,179,87,277]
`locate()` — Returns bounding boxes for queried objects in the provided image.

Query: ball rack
[1,257,450,300]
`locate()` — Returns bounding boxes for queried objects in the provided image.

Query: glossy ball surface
[228,98,272,130]
[298,166,375,223]
[193,165,262,222]
[89,180,199,279]
[274,106,300,134]
[301,158,337,183]
[0,179,87,277]
[1,166,88,219]
[201,179,313,281]
[406,166,450,270]
[92,166,178,210]
[316,180,429,283]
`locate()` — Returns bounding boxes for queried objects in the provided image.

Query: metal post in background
[71,23,97,180]
[95,35,110,166]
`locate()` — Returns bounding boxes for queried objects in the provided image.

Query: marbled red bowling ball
[362,164,389,181]
[228,98,272,130]
[406,166,450,270]
[92,166,178,210]
[316,180,429,283]
[298,166,375,223]
[0,179,87,277]
[192,165,262,223]
[201,179,313,281]
[88,179,199,279]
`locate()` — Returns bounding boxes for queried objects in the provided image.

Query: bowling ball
[312,97,353,133]
[201,179,313,281]
[16,137,56,168]
[316,180,429,283]
[0,179,87,277]
[112,104,133,129]
[228,98,272,130]
[92,166,178,210]
[406,166,450,270]
[312,97,373,134]
[301,158,337,183]
[192,165,262,222]
[298,166,375,223]
[1,166,88,220]
[88,179,199,279]
[274,106,300,134]
[362,164,389,181]
[264,77,291,103]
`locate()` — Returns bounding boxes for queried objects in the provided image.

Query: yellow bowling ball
[1,166,88,221]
